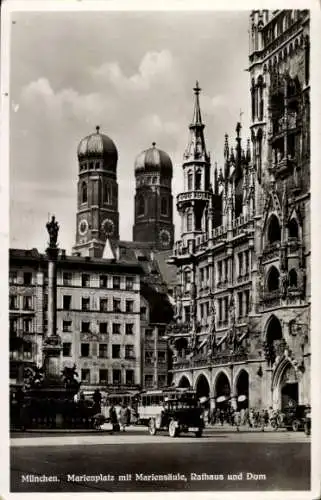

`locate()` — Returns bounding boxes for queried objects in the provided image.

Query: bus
[103,391,140,423]
[137,388,199,425]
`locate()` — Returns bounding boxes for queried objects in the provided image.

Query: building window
[288,219,299,239]
[81,343,90,357]
[125,345,135,359]
[63,272,72,286]
[137,195,145,216]
[100,298,108,312]
[245,290,250,315]
[81,322,90,334]
[184,306,191,323]
[99,275,108,288]
[186,213,193,232]
[23,318,32,333]
[103,183,112,204]
[126,277,134,290]
[23,272,32,285]
[81,182,87,203]
[140,306,147,320]
[23,295,32,311]
[112,323,121,335]
[113,369,121,385]
[9,271,18,284]
[10,318,18,335]
[267,215,281,244]
[113,299,121,313]
[238,253,243,277]
[81,369,90,383]
[289,269,298,288]
[113,276,120,290]
[145,329,153,339]
[125,300,134,313]
[125,323,134,335]
[145,351,154,365]
[158,375,167,387]
[161,197,168,216]
[187,172,193,191]
[238,292,243,318]
[112,344,121,359]
[224,297,229,322]
[158,351,166,363]
[126,370,134,386]
[145,375,154,388]
[267,266,280,292]
[195,171,202,190]
[99,322,108,334]
[63,342,72,357]
[99,344,108,358]
[81,297,90,312]
[63,295,72,310]
[63,320,72,332]
[82,274,90,287]
[99,369,108,384]
[9,295,18,310]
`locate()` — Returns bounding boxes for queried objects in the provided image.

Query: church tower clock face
[160,229,171,248]
[101,218,114,237]
[79,219,88,236]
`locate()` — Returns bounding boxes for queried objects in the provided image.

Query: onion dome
[134,142,173,176]
[77,126,118,170]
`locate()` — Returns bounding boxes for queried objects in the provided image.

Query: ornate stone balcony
[177,191,211,205]
[260,290,282,309]
[261,242,280,263]
[173,351,248,370]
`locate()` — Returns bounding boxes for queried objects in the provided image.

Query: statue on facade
[46,215,59,249]
[280,270,288,299]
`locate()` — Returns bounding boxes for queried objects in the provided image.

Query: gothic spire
[184,81,209,163]
[191,80,203,127]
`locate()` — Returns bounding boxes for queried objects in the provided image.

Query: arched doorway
[215,372,231,408]
[178,376,191,389]
[195,374,210,413]
[235,370,249,410]
[280,363,299,410]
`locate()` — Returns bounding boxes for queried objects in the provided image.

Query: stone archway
[214,371,231,407]
[235,370,249,410]
[273,360,299,410]
[177,375,191,389]
[195,373,210,399]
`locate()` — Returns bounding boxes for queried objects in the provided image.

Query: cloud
[91,49,176,92]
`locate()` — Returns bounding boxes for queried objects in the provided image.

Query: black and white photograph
[2,1,319,498]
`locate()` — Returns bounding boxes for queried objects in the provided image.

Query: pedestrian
[234,409,241,431]
[119,403,129,432]
[93,389,102,414]
[109,404,119,433]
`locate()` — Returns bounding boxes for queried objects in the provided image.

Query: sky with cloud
[9,10,251,252]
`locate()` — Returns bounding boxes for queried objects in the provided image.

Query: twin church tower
[72,83,212,258]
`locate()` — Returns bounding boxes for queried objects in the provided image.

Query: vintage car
[303,405,311,436]
[282,404,309,431]
[148,389,204,438]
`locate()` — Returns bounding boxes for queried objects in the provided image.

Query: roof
[135,143,173,175]
[77,126,118,166]
[153,250,177,289]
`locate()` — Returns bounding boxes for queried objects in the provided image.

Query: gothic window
[289,269,298,288]
[187,171,193,191]
[103,183,111,204]
[267,266,280,292]
[186,212,193,232]
[257,76,264,121]
[138,195,145,216]
[81,182,87,204]
[161,197,168,216]
[251,78,255,121]
[195,171,202,190]
[288,218,299,239]
[256,129,263,182]
[267,214,281,244]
